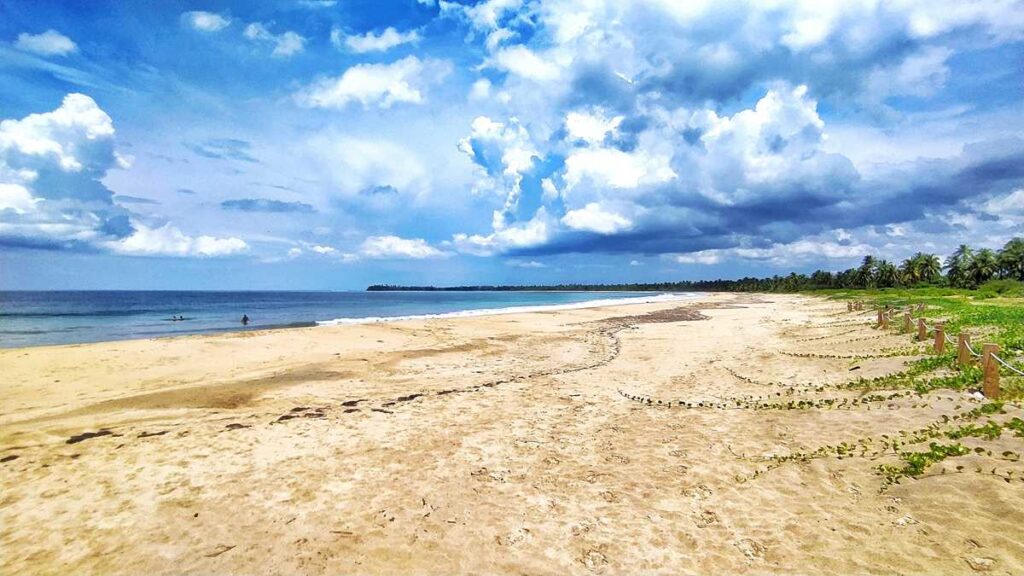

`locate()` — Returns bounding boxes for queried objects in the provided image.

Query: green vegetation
[368,237,1024,292]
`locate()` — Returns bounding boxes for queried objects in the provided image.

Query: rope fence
[871,302,1023,398]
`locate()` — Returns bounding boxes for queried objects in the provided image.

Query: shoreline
[0,291,697,351]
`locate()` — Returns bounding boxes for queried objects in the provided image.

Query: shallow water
[0,290,692,348]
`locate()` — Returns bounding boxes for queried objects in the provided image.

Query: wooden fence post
[957,333,971,367]
[881,310,890,329]
[903,311,912,333]
[933,323,945,354]
[982,344,1000,399]
[917,318,926,341]
[876,310,883,328]
[847,301,852,312]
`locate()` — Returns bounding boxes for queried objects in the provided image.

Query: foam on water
[316,292,695,325]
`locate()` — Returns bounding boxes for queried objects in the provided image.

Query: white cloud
[244,23,306,57]
[457,115,539,229]
[540,178,559,202]
[491,46,561,81]
[298,56,451,109]
[565,109,624,145]
[182,11,230,32]
[360,235,448,259]
[469,78,492,100]
[983,188,1024,216]
[0,183,37,214]
[311,244,336,254]
[442,0,524,30]
[108,222,247,257]
[864,46,952,104]
[0,93,125,246]
[561,202,633,234]
[674,250,722,265]
[0,92,114,170]
[15,30,77,56]
[673,238,871,266]
[507,259,545,268]
[336,27,420,53]
[563,147,675,191]
[453,208,551,256]
[304,134,429,197]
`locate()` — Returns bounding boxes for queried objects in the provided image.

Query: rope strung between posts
[944,332,957,345]
[992,353,1024,377]
[965,340,983,358]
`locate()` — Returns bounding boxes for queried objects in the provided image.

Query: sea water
[0,291,693,348]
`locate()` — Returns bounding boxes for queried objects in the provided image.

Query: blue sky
[1,0,1022,289]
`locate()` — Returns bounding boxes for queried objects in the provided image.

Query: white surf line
[315,293,700,326]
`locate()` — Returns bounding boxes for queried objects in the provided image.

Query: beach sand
[2,293,1023,574]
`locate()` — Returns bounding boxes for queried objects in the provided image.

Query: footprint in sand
[579,547,609,570]
[681,483,713,499]
[695,509,719,527]
[735,538,766,561]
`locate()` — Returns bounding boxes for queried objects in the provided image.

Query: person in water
[241,314,249,326]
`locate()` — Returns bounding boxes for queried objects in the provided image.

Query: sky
[1,0,1023,290]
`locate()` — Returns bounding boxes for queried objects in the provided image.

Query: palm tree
[857,256,876,288]
[997,237,1024,280]
[900,257,917,284]
[875,260,900,288]
[967,249,998,287]
[945,244,974,288]
[918,253,941,283]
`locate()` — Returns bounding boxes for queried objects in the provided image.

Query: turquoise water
[0,291,690,348]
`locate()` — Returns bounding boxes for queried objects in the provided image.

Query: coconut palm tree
[944,244,974,288]
[875,260,900,288]
[967,249,998,287]
[997,237,1024,280]
[918,253,941,283]
[857,255,876,288]
[899,256,917,284]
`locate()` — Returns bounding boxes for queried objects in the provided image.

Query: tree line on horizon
[367,237,1024,293]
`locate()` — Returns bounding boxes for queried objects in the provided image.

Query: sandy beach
[2,293,1023,575]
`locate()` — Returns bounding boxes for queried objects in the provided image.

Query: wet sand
[2,293,1023,574]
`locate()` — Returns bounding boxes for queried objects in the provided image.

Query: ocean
[0,291,691,348]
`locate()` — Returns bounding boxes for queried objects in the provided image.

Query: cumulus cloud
[0,94,251,258]
[0,183,37,214]
[244,23,305,57]
[453,208,551,256]
[491,46,561,81]
[360,235,448,259]
[469,78,492,101]
[334,27,420,53]
[563,146,675,192]
[297,56,451,109]
[561,203,632,234]
[182,11,230,32]
[15,30,77,56]
[983,188,1024,216]
[0,93,129,248]
[457,115,540,229]
[108,222,247,257]
[565,109,623,145]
